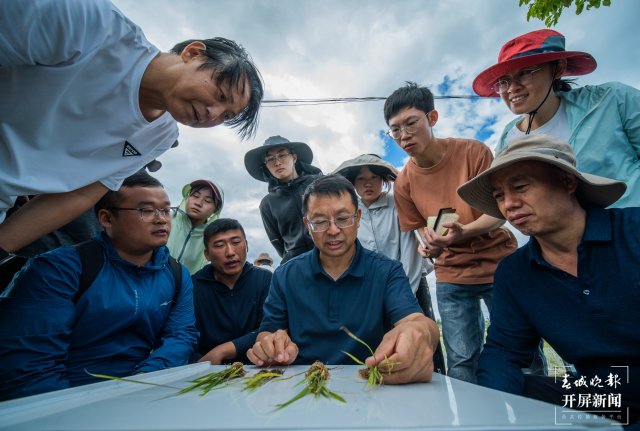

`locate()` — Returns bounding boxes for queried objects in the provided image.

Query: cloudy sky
[112,0,640,267]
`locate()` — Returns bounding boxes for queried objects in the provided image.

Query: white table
[0,363,622,430]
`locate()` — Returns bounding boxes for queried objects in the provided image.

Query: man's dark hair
[383,81,435,124]
[94,170,164,216]
[302,174,358,216]
[171,37,264,140]
[203,218,246,247]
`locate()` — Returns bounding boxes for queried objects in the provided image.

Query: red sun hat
[473,29,597,97]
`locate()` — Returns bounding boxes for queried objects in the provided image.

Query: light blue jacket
[498,82,640,208]
[0,233,198,400]
[357,192,427,294]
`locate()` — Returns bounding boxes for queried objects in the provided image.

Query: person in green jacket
[167,179,223,274]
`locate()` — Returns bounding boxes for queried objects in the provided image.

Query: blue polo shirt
[259,240,422,365]
[478,208,640,406]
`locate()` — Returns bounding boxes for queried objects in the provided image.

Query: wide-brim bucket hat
[473,29,597,97]
[181,179,224,212]
[457,135,626,219]
[244,135,314,182]
[254,252,273,265]
[332,154,399,183]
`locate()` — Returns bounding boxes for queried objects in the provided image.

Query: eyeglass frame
[107,207,177,222]
[264,151,293,167]
[386,113,429,141]
[492,66,544,95]
[306,213,358,233]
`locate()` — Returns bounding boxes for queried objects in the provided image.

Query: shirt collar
[310,239,365,280]
[526,208,612,265]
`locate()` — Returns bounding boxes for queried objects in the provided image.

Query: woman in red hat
[473,29,640,208]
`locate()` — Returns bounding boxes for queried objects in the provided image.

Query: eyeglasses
[387,114,428,141]
[492,67,543,94]
[307,214,357,233]
[108,207,177,222]
[264,152,292,166]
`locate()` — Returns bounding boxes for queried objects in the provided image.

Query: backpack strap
[73,239,182,304]
[168,256,182,303]
[73,239,104,303]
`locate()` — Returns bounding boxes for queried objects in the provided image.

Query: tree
[519,0,612,27]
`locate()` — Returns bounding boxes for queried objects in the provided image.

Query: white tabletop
[0,363,622,430]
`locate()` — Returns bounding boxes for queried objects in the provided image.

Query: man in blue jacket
[458,134,638,427]
[192,218,271,364]
[0,171,198,400]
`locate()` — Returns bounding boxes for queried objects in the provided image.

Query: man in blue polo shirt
[247,174,439,384]
[457,134,639,426]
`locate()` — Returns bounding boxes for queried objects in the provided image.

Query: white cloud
[110,0,640,266]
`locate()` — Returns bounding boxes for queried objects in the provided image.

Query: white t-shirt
[0,0,179,217]
[506,99,571,143]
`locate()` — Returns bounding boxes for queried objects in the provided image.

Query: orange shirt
[394,138,516,284]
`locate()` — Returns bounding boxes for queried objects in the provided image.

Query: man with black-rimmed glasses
[0,171,197,400]
[384,82,517,383]
[247,174,440,385]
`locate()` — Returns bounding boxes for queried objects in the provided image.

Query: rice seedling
[340,326,398,386]
[241,368,284,393]
[86,371,180,390]
[275,361,345,410]
[178,361,246,396]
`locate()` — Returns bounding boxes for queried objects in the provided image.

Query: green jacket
[167,181,224,274]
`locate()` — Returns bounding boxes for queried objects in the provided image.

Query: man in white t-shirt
[0,0,264,259]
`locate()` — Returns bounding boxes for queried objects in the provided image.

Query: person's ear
[355,208,362,228]
[562,172,579,194]
[427,110,439,127]
[180,41,206,63]
[98,209,113,229]
[303,217,312,234]
[204,247,210,262]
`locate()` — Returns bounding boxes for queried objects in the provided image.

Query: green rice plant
[177,361,246,396]
[86,371,180,390]
[340,326,398,386]
[275,361,345,410]
[241,368,284,393]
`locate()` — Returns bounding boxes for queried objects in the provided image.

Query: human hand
[247,329,298,367]
[423,221,464,250]
[198,342,236,365]
[365,314,437,384]
[421,227,445,258]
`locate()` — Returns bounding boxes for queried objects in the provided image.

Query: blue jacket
[498,82,640,208]
[0,233,198,400]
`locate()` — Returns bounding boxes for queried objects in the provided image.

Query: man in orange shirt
[384,82,516,383]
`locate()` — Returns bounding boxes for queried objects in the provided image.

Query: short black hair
[203,218,246,247]
[94,170,164,216]
[302,174,358,216]
[171,37,264,140]
[383,81,434,124]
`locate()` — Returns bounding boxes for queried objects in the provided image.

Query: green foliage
[340,326,397,386]
[519,0,612,26]
[241,369,284,393]
[178,362,246,396]
[275,361,345,410]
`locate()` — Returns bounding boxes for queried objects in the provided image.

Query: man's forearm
[460,214,505,241]
[0,182,108,252]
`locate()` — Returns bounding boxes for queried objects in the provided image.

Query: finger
[283,342,299,365]
[273,330,290,363]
